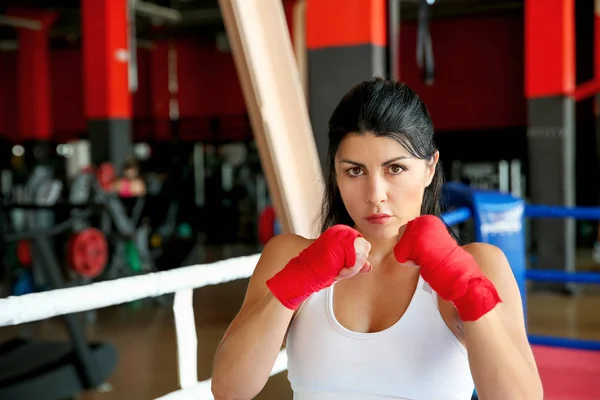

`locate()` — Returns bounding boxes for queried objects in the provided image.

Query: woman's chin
[358,224,398,242]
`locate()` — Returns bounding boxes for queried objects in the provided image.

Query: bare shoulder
[243,233,313,305]
[437,243,517,343]
[259,233,313,274]
[461,242,512,284]
[461,242,525,321]
[216,233,314,349]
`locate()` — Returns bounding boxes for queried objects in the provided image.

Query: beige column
[219,0,324,239]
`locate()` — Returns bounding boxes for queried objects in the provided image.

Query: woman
[111,158,146,197]
[211,78,543,399]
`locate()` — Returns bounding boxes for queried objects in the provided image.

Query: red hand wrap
[266,225,362,310]
[394,215,502,321]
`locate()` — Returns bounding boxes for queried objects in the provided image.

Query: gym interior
[0,0,599,399]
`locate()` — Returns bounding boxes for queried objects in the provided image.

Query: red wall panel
[0,52,19,140]
[399,14,526,132]
[50,49,85,135]
[306,0,387,48]
[0,12,527,142]
[176,39,245,119]
[133,48,153,119]
[524,0,575,98]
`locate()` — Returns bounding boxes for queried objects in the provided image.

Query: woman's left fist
[394,215,501,321]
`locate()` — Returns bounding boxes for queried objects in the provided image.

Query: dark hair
[320,78,447,233]
[123,158,140,171]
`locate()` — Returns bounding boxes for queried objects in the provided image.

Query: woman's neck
[362,235,398,265]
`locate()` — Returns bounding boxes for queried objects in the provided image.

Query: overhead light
[12,145,24,157]
[134,143,151,160]
[56,144,74,158]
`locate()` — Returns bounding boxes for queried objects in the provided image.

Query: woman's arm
[131,178,146,196]
[211,233,308,400]
[462,243,543,400]
[109,178,146,197]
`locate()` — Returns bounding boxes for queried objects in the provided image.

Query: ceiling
[0,0,523,46]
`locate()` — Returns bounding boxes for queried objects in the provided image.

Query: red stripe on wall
[595,11,600,80]
[151,42,173,140]
[7,9,56,140]
[306,0,386,49]
[0,53,18,140]
[51,49,85,139]
[18,28,53,140]
[525,0,575,98]
[82,0,131,119]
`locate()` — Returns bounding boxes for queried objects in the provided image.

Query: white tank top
[285,275,475,400]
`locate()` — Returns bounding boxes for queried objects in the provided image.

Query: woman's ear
[424,151,440,187]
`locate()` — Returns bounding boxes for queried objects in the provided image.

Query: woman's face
[124,167,138,179]
[335,132,438,241]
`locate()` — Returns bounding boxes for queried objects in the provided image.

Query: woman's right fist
[266,225,371,310]
[335,236,372,281]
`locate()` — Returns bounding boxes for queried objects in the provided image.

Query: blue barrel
[274,218,282,236]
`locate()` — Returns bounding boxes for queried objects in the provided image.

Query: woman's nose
[365,176,386,205]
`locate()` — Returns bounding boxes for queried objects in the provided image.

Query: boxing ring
[443,183,600,400]
[1,183,599,399]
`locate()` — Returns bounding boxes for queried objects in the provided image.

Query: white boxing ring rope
[0,254,262,326]
[0,253,289,399]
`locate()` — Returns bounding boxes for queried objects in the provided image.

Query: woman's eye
[347,167,363,177]
[388,164,405,175]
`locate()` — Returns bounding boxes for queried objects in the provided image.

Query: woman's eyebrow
[339,156,411,168]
